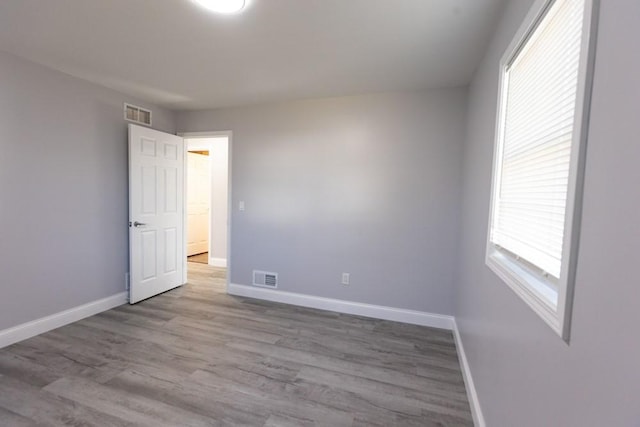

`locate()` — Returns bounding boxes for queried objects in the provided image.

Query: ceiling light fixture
[192,0,246,14]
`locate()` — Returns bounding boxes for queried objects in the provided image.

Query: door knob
[133,221,147,228]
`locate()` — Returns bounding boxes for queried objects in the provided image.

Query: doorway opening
[186,149,211,263]
[182,133,231,286]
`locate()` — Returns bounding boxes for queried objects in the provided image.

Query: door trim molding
[0,292,126,349]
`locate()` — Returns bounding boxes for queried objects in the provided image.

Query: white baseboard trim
[452,319,485,427]
[209,257,227,267]
[0,292,127,349]
[227,283,454,330]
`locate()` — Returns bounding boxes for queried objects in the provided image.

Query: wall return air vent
[124,103,152,126]
[253,270,278,288]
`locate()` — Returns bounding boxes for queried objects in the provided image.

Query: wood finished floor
[187,252,209,264]
[0,263,472,426]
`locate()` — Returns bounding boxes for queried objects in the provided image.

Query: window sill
[486,247,563,338]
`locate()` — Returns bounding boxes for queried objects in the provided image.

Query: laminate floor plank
[263,413,316,427]
[0,262,472,426]
[296,366,471,410]
[0,375,133,427]
[188,369,355,427]
[43,377,217,427]
[105,365,269,426]
[5,335,124,384]
[0,406,39,427]
[227,340,468,399]
[164,315,283,344]
[0,351,61,388]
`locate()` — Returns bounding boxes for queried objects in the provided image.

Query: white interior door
[128,124,184,304]
[187,152,210,256]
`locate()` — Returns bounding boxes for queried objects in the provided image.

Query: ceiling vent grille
[124,103,152,126]
[253,270,278,288]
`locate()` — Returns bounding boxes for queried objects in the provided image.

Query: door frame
[179,131,232,292]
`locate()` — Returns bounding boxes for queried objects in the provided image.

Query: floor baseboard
[227,283,455,330]
[0,292,127,349]
[209,257,227,267]
[453,319,485,427]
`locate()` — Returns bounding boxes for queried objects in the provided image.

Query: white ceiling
[0,0,504,110]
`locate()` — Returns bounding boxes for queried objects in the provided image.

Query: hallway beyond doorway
[187,252,209,264]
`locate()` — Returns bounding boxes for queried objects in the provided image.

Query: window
[486,0,598,341]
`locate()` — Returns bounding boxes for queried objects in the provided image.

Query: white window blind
[490,0,584,279]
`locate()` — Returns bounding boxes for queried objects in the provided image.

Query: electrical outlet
[341,273,350,285]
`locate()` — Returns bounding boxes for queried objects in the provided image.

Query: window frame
[485,0,599,342]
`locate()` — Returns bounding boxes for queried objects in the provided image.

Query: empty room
[0,0,638,426]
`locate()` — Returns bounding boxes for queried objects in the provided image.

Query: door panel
[141,230,157,280]
[129,124,184,303]
[164,227,178,273]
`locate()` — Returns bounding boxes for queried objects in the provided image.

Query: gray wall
[177,90,467,315]
[455,0,640,425]
[0,51,175,331]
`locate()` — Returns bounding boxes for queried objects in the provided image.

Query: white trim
[182,136,189,285]
[227,283,454,330]
[226,134,233,293]
[452,320,486,427]
[0,292,127,349]
[486,251,561,335]
[485,0,599,342]
[209,257,227,267]
[179,131,232,139]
